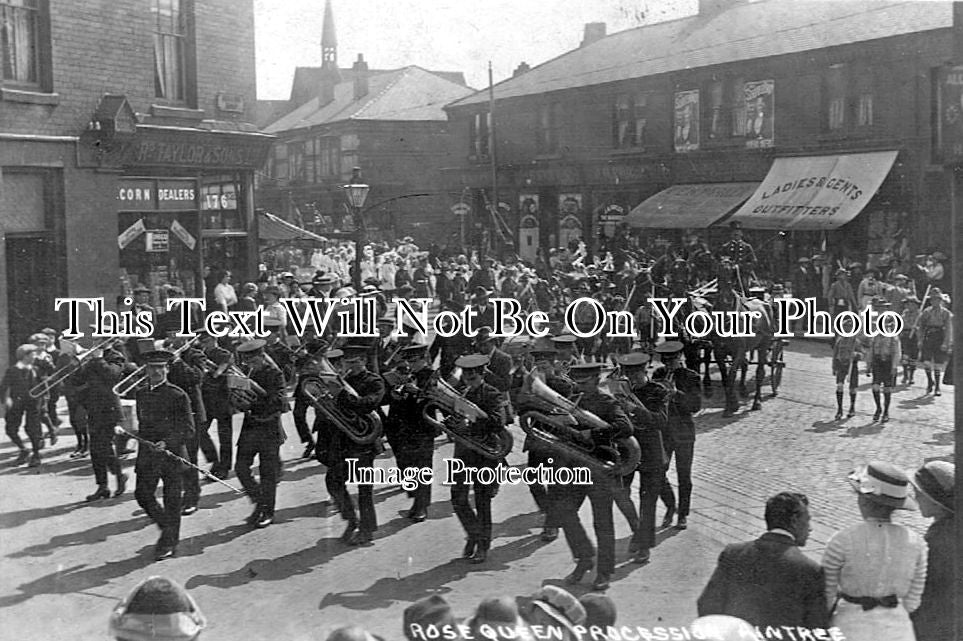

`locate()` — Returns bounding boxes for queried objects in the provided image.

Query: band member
[327,343,386,546]
[474,327,512,393]
[312,347,344,471]
[29,332,59,443]
[292,334,328,459]
[197,332,235,479]
[551,334,579,371]
[383,343,436,522]
[428,300,473,377]
[79,344,127,500]
[133,350,194,561]
[654,341,701,530]
[554,362,632,591]
[234,339,286,528]
[1,344,45,466]
[263,318,296,386]
[57,337,89,458]
[916,288,953,396]
[449,354,508,564]
[614,351,669,565]
[899,295,920,385]
[166,338,208,516]
[522,340,573,542]
[866,300,901,423]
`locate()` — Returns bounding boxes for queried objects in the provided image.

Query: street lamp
[343,166,370,290]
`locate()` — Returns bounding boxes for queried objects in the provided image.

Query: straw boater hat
[910,461,954,514]
[108,576,206,641]
[847,461,917,510]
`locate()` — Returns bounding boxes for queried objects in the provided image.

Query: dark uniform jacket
[201,345,233,417]
[697,531,829,629]
[455,380,507,468]
[384,367,435,454]
[575,390,632,443]
[655,367,701,446]
[78,357,122,426]
[244,359,286,425]
[483,348,512,393]
[135,380,195,462]
[627,381,670,472]
[333,369,386,457]
[168,358,207,427]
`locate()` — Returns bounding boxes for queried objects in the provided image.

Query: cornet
[29,336,125,398]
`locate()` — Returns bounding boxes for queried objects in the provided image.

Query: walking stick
[112,426,244,494]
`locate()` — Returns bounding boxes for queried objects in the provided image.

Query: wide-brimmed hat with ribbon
[847,461,917,510]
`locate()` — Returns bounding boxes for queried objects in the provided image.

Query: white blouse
[822,519,928,613]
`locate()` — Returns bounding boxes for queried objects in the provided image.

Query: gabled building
[0,0,272,370]
[442,0,956,272]
[256,0,474,244]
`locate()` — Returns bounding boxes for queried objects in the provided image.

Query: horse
[706,261,774,417]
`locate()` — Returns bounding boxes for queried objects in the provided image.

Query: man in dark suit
[697,492,828,629]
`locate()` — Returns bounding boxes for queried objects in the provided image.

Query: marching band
[1,229,952,584]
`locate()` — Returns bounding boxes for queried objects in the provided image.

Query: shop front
[108,125,273,309]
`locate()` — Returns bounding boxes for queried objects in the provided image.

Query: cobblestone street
[0,341,953,640]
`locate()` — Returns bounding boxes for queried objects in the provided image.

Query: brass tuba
[516,374,641,477]
[421,376,513,460]
[298,357,383,445]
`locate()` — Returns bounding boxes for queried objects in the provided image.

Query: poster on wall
[558,193,582,217]
[745,80,774,148]
[118,218,146,249]
[673,90,700,152]
[145,230,170,252]
[519,194,539,217]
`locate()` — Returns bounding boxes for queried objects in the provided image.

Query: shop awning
[726,151,898,230]
[625,182,759,229]
[257,211,328,243]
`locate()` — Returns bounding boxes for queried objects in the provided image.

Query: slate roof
[266,66,475,134]
[289,66,466,103]
[448,0,953,108]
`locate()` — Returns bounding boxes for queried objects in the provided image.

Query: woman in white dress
[822,461,928,641]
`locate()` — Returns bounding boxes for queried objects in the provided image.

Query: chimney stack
[580,22,606,48]
[513,62,531,77]
[353,54,369,100]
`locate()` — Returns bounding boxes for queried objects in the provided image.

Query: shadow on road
[315,534,550,612]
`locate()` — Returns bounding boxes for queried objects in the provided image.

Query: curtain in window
[1,1,37,83]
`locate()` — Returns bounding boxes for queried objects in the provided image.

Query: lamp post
[343,166,370,290]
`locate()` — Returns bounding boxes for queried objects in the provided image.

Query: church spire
[321,0,337,68]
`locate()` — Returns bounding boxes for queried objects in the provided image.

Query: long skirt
[831,600,915,641]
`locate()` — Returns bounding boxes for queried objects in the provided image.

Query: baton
[113,425,244,494]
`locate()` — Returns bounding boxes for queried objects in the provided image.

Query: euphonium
[298,357,382,445]
[421,377,513,460]
[516,374,641,477]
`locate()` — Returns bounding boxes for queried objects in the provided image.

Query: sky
[253,0,698,100]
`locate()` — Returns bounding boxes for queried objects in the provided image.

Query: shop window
[613,93,648,149]
[536,102,561,154]
[151,0,195,104]
[1,0,51,91]
[119,210,201,300]
[201,177,242,231]
[469,111,490,159]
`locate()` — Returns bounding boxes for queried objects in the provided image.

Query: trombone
[112,336,201,397]
[29,336,125,399]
